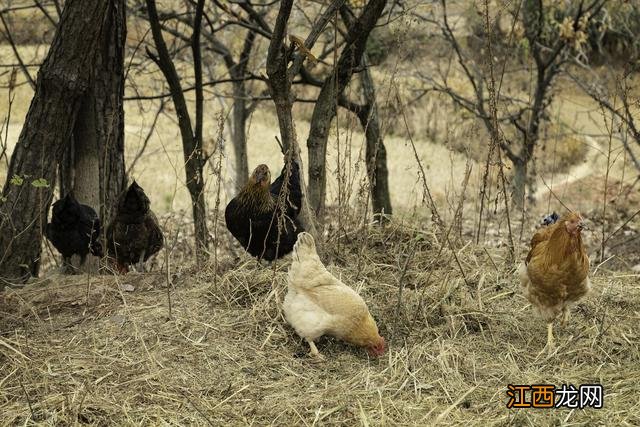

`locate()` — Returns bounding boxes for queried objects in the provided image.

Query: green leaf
[31,178,49,188]
[10,175,24,186]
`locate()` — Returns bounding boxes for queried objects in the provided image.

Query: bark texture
[0,0,112,285]
[69,0,126,272]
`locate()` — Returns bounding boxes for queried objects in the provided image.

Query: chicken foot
[307,339,324,360]
[540,322,555,356]
[547,323,555,351]
[536,323,556,358]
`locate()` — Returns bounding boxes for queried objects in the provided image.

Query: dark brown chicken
[225,158,303,261]
[106,181,164,273]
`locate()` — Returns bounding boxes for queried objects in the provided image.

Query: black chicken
[106,181,164,273]
[45,193,103,273]
[225,158,304,261]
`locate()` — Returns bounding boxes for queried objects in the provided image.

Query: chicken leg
[61,256,75,275]
[545,322,555,354]
[560,307,570,327]
[535,323,556,358]
[137,250,146,273]
[307,339,324,360]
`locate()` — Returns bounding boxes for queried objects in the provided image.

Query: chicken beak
[577,220,588,231]
[367,337,386,357]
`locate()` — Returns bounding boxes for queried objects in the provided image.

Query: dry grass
[1,222,639,425]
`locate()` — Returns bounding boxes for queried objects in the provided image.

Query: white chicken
[283,232,386,358]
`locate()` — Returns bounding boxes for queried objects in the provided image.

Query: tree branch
[0,13,35,89]
[192,0,205,154]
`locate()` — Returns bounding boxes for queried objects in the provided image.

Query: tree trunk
[306,0,387,221]
[94,0,126,226]
[146,0,209,260]
[359,57,392,220]
[306,96,334,220]
[73,0,126,272]
[0,0,111,286]
[72,97,101,273]
[231,80,249,192]
[266,0,319,237]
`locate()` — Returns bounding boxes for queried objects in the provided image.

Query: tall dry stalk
[211,112,226,290]
[333,8,344,256]
[598,93,617,264]
[394,89,443,231]
[481,0,514,261]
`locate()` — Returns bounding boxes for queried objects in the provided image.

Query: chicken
[45,193,103,273]
[519,211,590,354]
[284,232,386,358]
[225,158,303,261]
[106,181,164,273]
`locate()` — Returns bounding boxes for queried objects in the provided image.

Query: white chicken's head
[367,336,386,357]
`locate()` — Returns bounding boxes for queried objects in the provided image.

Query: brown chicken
[106,181,164,273]
[284,232,386,359]
[519,212,590,353]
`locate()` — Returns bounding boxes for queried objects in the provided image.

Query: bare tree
[265,0,348,233]
[417,0,606,206]
[0,0,125,285]
[216,30,257,193]
[350,56,393,221]
[305,0,387,220]
[336,5,392,220]
[131,0,393,229]
[145,0,209,261]
[572,61,640,171]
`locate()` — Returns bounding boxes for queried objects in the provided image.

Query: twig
[180,391,215,426]
[604,207,640,246]
[165,245,172,319]
[0,13,36,89]
[539,175,573,213]
[19,378,36,420]
[127,99,166,175]
[211,112,225,290]
[274,135,284,155]
[482,0,514,261]
[395,88,443,230]
[599,91,617,263]
[396,241,417,318]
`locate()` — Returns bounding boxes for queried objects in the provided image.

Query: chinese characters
[506,384,603,409]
